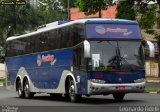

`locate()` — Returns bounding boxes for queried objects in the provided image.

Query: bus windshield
[89,41,144,71]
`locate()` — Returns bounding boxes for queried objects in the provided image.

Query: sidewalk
[145,77,160,93]
[0,63,5,79]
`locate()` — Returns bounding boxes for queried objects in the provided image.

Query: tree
[38,0,68,22]
[116,0,136,20]
[76,0,112,18]
[59,0,75,9]
[0,3,44,49]
[138,4,157,29]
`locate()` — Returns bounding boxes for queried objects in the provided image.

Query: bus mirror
[83,40,91,58]
[143,40,155,58]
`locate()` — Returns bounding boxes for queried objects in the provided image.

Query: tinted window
[73,46,86,70]
[48,29,58,50]
[6,38,28,57]
[6,23,86,57]
[73,24,85,45]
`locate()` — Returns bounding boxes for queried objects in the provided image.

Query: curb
[146,80,160,83]
[144,91,160,94]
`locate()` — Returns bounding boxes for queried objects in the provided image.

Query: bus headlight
[90,79,106,84]
[134,78,145,83]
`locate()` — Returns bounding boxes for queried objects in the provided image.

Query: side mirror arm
[83,40,91,58]
[142,40,155,58]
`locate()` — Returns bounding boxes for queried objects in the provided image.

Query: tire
[113,93,125,102]
[67,80,81,102]
[24,80,34,99]
[17,80,25,98]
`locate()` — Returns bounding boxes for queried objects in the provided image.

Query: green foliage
[76,0,112,17]
[0,0,68,49]
[138,4,157,29]
[59,0,75,9]
[116,0,135,20]
[38,0,67,23]
[145,29,155,35]
[0,3,44,37]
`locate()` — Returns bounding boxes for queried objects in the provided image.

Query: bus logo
[37,54,57,66]
[95,25,106,34]
[95,25,130,35]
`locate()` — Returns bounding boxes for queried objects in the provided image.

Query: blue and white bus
[5,19,155,102]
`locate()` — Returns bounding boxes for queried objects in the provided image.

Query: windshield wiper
[112,41,135,71]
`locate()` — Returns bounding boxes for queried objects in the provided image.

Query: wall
[70,5,117,20]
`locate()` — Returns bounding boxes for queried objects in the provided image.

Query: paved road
[146,82,160,89]
[0,87,160,112]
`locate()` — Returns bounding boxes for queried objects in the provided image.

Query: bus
[5,18,155,102]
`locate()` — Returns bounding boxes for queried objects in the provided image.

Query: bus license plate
[115,86,125,90]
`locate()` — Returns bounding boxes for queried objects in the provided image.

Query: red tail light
[95,74,103,78]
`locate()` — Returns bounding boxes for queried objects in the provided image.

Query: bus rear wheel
[113,93,125,102]
[24,80,34,99]
[17,80,25,98]
[66,79,81,102]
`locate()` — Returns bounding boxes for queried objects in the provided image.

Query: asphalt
[146,81,160,89]
[0,86,160,112]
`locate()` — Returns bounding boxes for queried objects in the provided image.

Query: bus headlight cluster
[90,79,106,84]
[134,78,145,83]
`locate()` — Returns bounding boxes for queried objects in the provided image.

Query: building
[70,5,117,20]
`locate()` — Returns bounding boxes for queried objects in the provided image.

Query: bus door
[73,44,88,94]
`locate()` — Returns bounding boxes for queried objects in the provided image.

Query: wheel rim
[18,82,22,96]
[24,84,29,97]
[18,88,22,96]
[69,82,75,100]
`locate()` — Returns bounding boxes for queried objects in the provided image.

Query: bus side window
[73,24,85,46]
[48,30,57,50]
[73,46,86,71]
[67,26,73,47]
[38,32,49,52]
[73,48,80,69]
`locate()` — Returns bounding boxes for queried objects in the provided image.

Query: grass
[0,79,5,83]
[145,88,160,93]
[146,76,160,81]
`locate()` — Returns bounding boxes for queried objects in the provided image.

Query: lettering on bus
[37,54,57,66]
[86,24,141,39]
[95,25,130,35]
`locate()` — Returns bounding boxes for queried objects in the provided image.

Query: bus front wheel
[113,93,125,102]
[24,80,34,99]
[17,80,25,98]
[67,79,81,102]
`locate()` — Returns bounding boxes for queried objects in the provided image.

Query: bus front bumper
[88,81,145,95]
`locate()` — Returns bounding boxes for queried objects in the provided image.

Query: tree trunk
[98,6,102,18]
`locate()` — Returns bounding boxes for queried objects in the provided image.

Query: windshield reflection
[89,41,145,71]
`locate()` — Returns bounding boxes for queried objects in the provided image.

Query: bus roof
[7,18,138,42]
